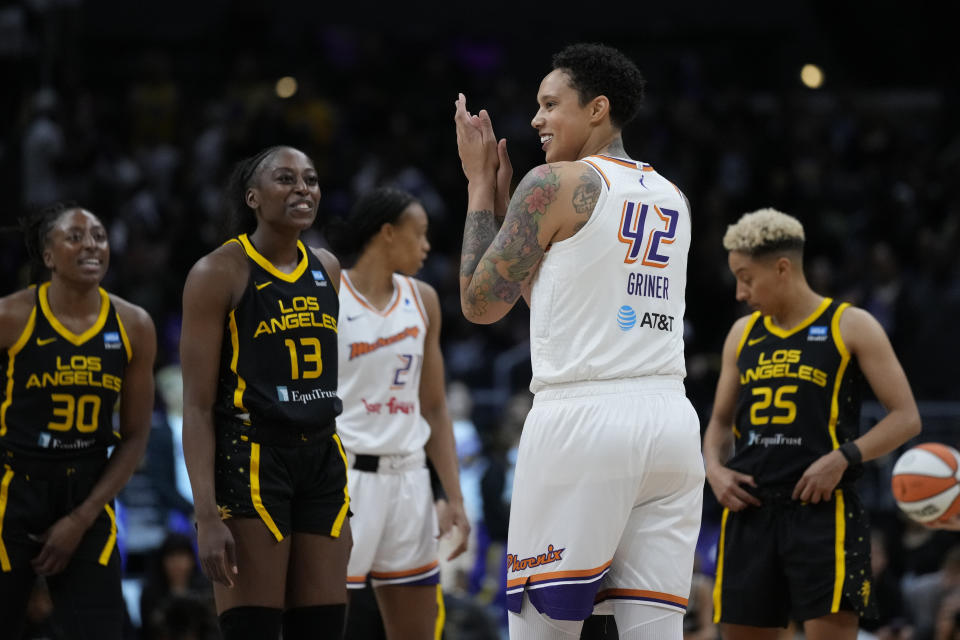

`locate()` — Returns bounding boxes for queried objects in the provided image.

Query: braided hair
[325,187,418,262]
[222,145,285,239]
[19,201,80,284]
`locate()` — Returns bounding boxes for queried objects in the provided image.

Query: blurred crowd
[2,4,959,639]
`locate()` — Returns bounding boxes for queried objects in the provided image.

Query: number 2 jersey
[528,155,691,392]
[215,235,341,434]
[335,272,429,456]
[728,298,864,486]
[1,282,130,457]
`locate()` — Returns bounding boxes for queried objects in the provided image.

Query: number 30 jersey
[215,235,341,433]
[528,156,691,392]
[335,272,429,456]
[728,298,864,486]
[0,282,130,457]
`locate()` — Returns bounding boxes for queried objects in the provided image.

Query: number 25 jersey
[215,235,341,432]
[728,298,864,485]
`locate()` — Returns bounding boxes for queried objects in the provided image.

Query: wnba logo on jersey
[618,201,679,267]
[103,331,122,349]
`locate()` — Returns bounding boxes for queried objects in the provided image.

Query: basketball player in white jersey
[326,187,468,640]
[454,43,704,639]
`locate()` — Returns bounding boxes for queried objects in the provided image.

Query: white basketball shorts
[345,449,440,589]
[505,377,704,621]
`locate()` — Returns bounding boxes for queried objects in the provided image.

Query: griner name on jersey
[253,295,338,338]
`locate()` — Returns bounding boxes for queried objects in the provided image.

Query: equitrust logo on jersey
[277,386,289,401]
[312,270,328,287]
[807,326,828,342]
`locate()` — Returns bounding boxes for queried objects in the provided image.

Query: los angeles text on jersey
[23,355,122,392]
[626,272,669,299]
[740,349,829,387]
[253,296,338,338]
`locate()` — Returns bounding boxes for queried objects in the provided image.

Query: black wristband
[838,441,862,465]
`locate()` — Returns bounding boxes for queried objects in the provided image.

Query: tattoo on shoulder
[572,170,601,216]
[520,164,561,216]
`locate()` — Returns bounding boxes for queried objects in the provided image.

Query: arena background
[1,2,957,638]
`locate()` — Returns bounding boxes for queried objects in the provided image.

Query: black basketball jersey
[215,234,341,433]
[0,283,130,457]
[727,298,864,486]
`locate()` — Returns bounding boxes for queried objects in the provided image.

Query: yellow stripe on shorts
[98,503,118,565]
[250,443,283,541]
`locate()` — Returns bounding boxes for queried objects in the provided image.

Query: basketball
[891,443,960,523]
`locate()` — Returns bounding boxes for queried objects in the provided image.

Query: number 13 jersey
[336,272,429,456]
[215,235,341,432]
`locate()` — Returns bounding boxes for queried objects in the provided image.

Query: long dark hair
[325,187,417,261]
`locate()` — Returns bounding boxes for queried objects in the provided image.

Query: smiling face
[43,208,110,286]
[246,147,320,232]
[388,202,430,275]
[531,69,595,163]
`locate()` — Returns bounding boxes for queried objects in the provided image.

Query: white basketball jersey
[528,155,690,392]
[337,272,430,455]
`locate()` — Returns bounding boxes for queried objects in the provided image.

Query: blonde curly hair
[723,208,805,255]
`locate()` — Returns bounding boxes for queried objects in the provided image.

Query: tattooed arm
[460,163,574,324]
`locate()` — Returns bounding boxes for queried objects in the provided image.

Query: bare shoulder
[184,241,249,304]
[837,305,887,349]
[411,277,438,302]
[723,313,757,355]
[108,294,156,334]
[309,246,340,293]
[0,288,39,350]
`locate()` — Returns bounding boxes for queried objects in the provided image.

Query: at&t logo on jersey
[103,331,122,349]
[616,305,675,333]
[807,326,828,342]
[311,270,328,287]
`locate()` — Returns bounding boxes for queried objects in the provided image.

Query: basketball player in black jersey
[703,208,921,640]
[181,146,350,640]
[0,203,157,639]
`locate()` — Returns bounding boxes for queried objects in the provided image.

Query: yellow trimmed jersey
[0,282,130,457]
[728,298,864,485]
[215,234,341,432]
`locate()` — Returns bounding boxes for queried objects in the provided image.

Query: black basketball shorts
[214,426,350,541]
[712,486,877,627]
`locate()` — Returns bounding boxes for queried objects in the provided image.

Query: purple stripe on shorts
[506,575,607,621]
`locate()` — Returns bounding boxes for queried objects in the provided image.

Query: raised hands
[454,93,513,220]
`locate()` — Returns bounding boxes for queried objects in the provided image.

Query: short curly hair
[723,208,805,256]
[552,43,646,130]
